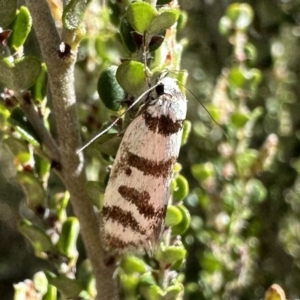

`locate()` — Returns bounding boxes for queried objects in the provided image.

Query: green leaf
[226,3,254,31]
[34,155,51,179]
[127,2,157,34]
[12,6,32,49]
[45,272,83,298]
[177,10,188,31]
[148,32,166,52]
[8,107,41,146]
[170,258,185,271]
[0,56,41,91]
[98,66,126,111]
[173,175,189,201]
[244,43,257,64]
[149,8,180,35]
[16,171,46,211]
[120,273,139,296]
[246,179,267,204]
[236,149,258,176]
[248,68,262,87]
[18,219,54,256]
[43,284,57,300]
[139,272,157,288]
[30,63,48,102]
[230,111,250,128]
[171,205,191,235]
[3,137,31,164]
[228,66,247,88]
[181,120,191,146]
[0,102,11,128]
[78,260,96,297]
[120,17,138,53]
[219,16,233,37]
[164,283,184,299]
[62,0,89,30]
[57,217,80,258]
[229,66,262,95]
[121,255,148,274]
[0,0,17,27]
[165,205,182,227]
[191,162,215,182]
[173,163,182,174]
[155,245,186,266]
[202,251,223,272]
[139,273,164,300]
[116,61,147,97]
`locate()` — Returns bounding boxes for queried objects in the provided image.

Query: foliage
[0,0,299,300]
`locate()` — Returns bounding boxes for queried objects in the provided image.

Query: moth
[102,77,187,252]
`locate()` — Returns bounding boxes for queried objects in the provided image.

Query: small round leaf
[16,171,46,211]
[45,273,82,299]
[127,2,157,34]
[121,256,148,274]
[116,61,147,97]
[165,283,184,298]
[171,205,191,235]
[62,0,88,30]
[191,162,215,182]
[0,56,41,91]
[3,137,31,164]
[98,66,126,111]
[165,205,183,226]
[19,219,54,256]
[149,8,180,35]
[8,107,41,145]
[173,174,189,201]
[155,245,186,266]
[226,3,254,31]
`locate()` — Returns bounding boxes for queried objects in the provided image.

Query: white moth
[102,77,187,252]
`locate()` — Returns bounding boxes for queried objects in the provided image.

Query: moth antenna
[77,81,161,154]
[177,81,228,138]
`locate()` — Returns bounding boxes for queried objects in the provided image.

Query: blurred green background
[1,0,300,299]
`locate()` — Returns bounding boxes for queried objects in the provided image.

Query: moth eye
[155,83,165,96]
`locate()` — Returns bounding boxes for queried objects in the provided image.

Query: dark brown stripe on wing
[118,186,157,219]
[127,152,176,178]
[102,205,146,235]
[104,232,138,249]
[143,112,183,136]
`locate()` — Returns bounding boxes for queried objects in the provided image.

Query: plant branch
[24,1,118,298]
[17,94,60,162]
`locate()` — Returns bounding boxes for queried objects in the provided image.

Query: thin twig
[16,94,60,162]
